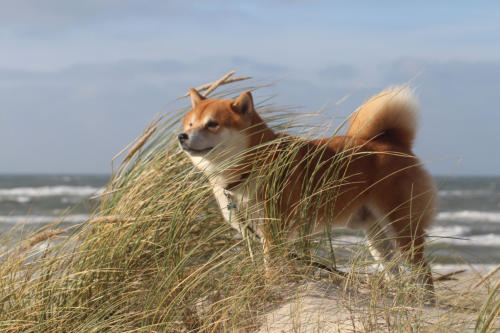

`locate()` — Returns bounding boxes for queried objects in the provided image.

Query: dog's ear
[231,91,254,115]
[189,88,205,108]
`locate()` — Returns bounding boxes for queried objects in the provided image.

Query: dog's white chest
[212,183,264,238]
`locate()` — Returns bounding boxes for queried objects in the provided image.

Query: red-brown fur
[182,87,436,291]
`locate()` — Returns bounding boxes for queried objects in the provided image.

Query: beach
[0,174,499,331]
[259,271,499,332]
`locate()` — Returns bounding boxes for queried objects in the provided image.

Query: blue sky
[1,1,499,175]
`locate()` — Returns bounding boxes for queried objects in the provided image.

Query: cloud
[1,56,499,175]
[0,60,189,173]
[231,57,287,74]
[0,57,286,173]
[0,1,185,24]
[0,1,255,39]
[375,58,500,174]
[318,64,359,80]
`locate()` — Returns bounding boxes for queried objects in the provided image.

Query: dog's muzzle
[178,132,213,155]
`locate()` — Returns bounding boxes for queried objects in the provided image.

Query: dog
[179,86,436,292]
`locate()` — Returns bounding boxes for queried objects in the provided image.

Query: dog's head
[179,89,258,169]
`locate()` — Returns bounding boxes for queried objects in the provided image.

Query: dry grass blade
[473,264,500,289]
[123,125,157,162]
[1,74,497,332]
[475,279,500,332]
[202,70,235,97]
[88,215,136,224]
[24,229,65,250]
[433,269,466,282]
[89,188,123,200]
[181,76,252,97]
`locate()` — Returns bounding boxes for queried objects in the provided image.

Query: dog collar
[222,182,261,240]
[224,172,250,191]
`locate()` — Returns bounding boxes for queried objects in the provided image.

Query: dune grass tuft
[0,73,498,332]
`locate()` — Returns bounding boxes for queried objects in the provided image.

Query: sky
[1,1,500,175]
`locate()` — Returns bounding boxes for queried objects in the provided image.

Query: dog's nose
[178,133,188,142]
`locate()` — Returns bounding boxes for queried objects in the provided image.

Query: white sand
[258,271,497,333]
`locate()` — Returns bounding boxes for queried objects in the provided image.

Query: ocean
[0,175,499,271]
[0,175,107,233]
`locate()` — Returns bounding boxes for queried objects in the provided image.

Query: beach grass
[0,73,498,332]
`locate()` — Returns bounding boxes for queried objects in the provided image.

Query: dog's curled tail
[347,86,418,149]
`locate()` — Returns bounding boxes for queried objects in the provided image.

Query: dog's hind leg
[376,202,435,297]
[365,220,401,278]
[391,216,434,293]
[349,206,400,277]
[370,176,436,300]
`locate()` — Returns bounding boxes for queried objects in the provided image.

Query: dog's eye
[206,121,219,128]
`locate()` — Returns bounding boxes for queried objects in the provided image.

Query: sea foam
[0,214,89,224]
[438,189,494,197]
[429,224,500,246]
[0,186,104,198]
[437,210,500,223]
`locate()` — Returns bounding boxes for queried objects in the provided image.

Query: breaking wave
[429,224,500,246]
[0,186,104,198]
[438,189,494,197]
[437,211,500,223]
[0,214,89,224]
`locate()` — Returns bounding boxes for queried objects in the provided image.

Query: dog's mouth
[181,145,214,156]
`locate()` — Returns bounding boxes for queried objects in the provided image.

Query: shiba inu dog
[179,86,436,292]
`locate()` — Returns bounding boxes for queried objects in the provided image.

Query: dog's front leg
[213,186,275,279]
[260,234,272,278]
[212,186,244,233]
